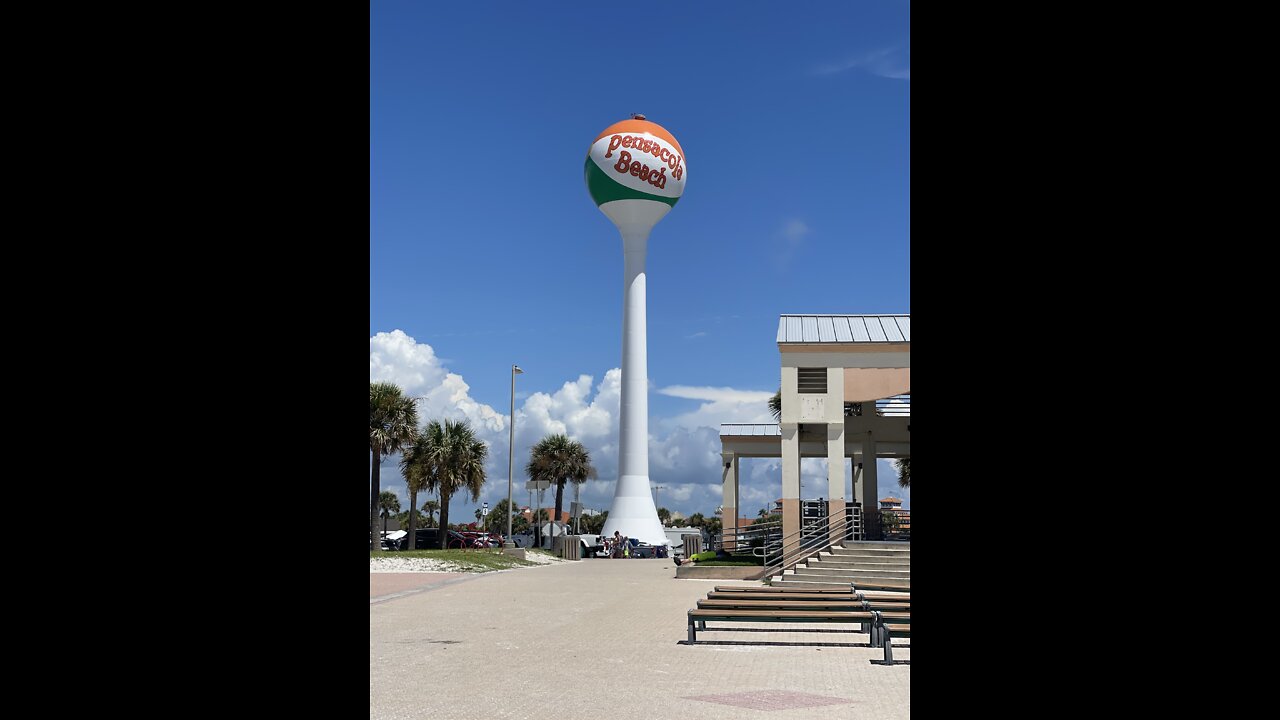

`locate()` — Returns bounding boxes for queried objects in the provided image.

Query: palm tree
[378,490,401,539]
[896,458,910,488]
[418,418,489,549]
[395,509,427,529]
[657,507,671,526]
[486,499,522,534]
[526,434,593,540]
[370,382,419,551]
[399,430,439,551]
[421,499,439,528]
[769,387,781,421]
[580,510,607,534]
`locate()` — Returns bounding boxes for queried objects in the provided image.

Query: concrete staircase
[768,541,910,589]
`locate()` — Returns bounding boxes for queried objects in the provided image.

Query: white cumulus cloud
[369,331,894,521]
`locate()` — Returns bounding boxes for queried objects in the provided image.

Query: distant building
[718,314,909,542]
[879,496,910,533]
[520,507,571,524]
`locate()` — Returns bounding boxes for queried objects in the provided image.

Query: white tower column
[600,224,666,545]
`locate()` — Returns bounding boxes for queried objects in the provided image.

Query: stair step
[829,548,911,556]
[796,565,911,574]
[770,579,856,589]
[834,542,910,550]
[810,559,910,567]
[772,577,911,591]
[793,573,911,583]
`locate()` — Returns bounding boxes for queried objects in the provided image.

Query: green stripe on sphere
[584,157,679,208]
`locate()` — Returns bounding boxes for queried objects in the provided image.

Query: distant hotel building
[879,496,910,534]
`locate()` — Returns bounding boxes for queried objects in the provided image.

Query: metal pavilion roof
[776,314,910,344]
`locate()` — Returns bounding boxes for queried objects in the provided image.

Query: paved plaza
[370,558,909,719]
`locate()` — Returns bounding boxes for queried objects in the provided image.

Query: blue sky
[370,1,909,525]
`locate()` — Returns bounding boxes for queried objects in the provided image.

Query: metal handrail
[716,520,781,558]
[752,512,856,582]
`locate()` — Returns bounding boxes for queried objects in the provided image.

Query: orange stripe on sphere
[593,119,685,158]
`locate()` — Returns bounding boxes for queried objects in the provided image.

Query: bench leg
[688,616,696,644]
[699,619,706,631]
[883,634,893,663]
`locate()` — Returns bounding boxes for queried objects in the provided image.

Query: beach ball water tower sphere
[585,114,686,546]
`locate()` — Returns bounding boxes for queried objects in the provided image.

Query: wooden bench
[870,612,912,664]
[701,594,907,633]
[687,609,909,644]
[698,599,871,611]
[702,595,908,611]
[715,582,911,598]
[707,591,855,601]
[852,580,911,593]
[713,585,853,594]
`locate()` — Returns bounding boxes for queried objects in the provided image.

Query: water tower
[584,115,686,546]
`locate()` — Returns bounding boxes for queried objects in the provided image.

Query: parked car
[394,528,441,550]
[627,538,657,558]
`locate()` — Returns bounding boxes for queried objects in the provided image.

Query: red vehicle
[451,531,496,549]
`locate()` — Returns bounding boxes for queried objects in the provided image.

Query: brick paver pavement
[370,558,909,719]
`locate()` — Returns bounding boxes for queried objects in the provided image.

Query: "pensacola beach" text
[603,134,684,190]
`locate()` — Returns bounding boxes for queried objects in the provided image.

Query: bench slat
[713,585,852,593]
[690,609,907,620]
[706,592,859,601]
[853,581,911,591]
[698,600,870,610]
[704,594,906,608]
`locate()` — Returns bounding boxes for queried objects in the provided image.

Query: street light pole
[507,364,523,541]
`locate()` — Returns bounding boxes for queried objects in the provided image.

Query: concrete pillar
[721,452,737,550]
[781,422,801,556]
[853,460,863,504]
[852,460,863,538]
[827,423,846,545]
[861,431,878,538]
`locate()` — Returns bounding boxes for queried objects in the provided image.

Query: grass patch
[369,549,543,572]
[680,550,764,567]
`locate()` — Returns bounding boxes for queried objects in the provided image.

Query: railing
[752,512,857,582]
[717,520,781,559]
